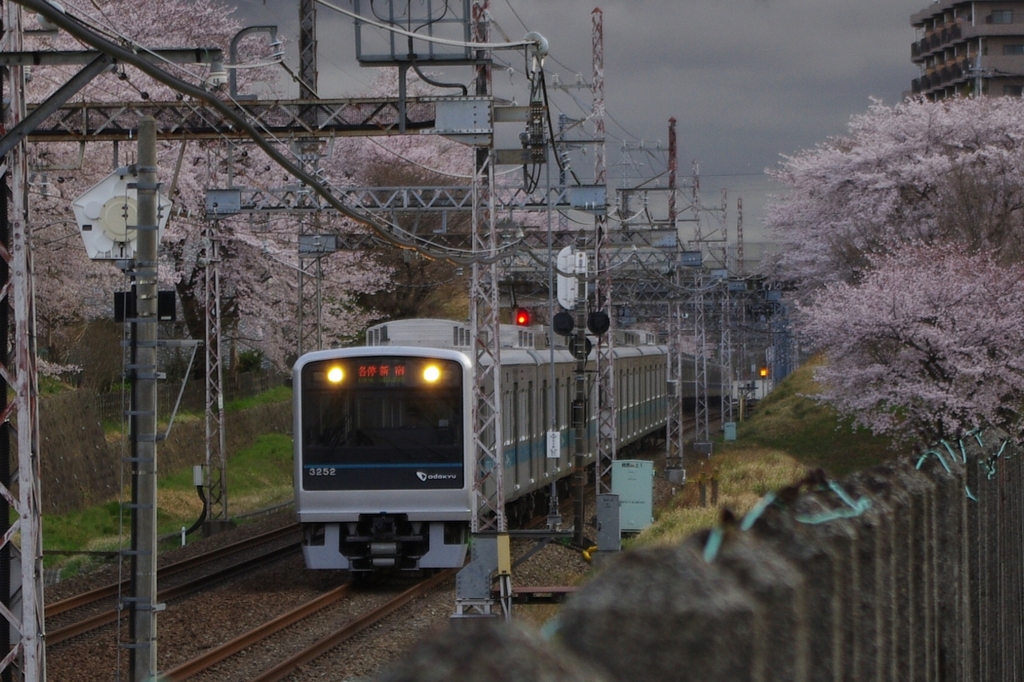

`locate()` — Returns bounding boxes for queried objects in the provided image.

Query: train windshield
[299,356,464,490]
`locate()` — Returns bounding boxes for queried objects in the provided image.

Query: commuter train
[293,318,724,573]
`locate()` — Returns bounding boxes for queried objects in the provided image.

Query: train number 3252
[308,467,338,476]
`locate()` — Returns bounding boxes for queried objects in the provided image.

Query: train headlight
[327,366,344,384]
[422,365,441,383]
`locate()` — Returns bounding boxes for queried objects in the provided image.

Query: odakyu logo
[416,471,458,482]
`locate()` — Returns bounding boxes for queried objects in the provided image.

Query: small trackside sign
[547,430,561,459]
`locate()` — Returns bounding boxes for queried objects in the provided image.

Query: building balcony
[914,21,1024,64]
[913,23,963,62]
[915,58,975,97]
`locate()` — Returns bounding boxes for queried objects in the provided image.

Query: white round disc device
[72,167,172,260]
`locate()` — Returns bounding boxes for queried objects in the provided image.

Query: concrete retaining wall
[380,437,1024,682]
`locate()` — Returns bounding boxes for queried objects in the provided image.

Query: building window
[1004,44,1024,56]
[1004,85,1024,96]
[991,10,1013,24]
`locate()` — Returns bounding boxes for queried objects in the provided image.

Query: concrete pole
[131,116,160,681]
[572,269,587,547]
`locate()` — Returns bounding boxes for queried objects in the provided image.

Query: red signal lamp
[514,307,532,326]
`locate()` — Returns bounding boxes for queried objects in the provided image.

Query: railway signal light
[587,310,610,335]
[569,336,593,359]
[759,366,769,378]
[552,311,574,335]
[514,307,532,326]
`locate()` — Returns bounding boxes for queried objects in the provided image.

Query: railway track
[162,568,457,681]
[46,523,302,645]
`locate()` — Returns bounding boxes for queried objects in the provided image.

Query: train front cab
[293,347,474,573]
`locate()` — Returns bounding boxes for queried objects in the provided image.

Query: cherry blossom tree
[23,0,304,370]
[801,246,1024,444]
[767,97,1024,290]
[328,71,475,321]
[767,97,1024,444]
[21,0,472,372]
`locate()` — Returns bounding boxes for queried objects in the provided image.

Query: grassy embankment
[629,356,903,550]
[44,359,907,575]
[43,385,295,576]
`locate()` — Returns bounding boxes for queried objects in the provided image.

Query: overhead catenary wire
[315,0,537,51]
[15,0,526,267]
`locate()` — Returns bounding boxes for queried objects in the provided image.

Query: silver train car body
[293,319,723,572]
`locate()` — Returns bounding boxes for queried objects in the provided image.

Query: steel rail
[161,582,354,680]
[252,569,457,682]
[45,523,300,617]
[48,543,300,645]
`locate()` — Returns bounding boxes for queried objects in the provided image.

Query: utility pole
[129,116,160,682]
[572,262,588,548]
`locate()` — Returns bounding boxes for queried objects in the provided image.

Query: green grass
[736,356,901,478]
[627,358,904,552]
[224,384,292,412]
[45,361,909,573]
[42,432,294,575]
[100,383,292,437]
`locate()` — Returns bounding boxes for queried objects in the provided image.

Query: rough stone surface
[557,544,757,682]
[376,620,611,682]
[372,450,1024,682]
[682,530,808,682]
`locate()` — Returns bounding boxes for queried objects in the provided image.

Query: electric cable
[16,0,526,266]
[316,0,537,51]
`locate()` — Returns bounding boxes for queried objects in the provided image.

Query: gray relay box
[611,460,654,532]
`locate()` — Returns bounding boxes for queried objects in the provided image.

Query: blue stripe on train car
[305,463,463,470]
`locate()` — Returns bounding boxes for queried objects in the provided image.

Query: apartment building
[912,1,1024,98]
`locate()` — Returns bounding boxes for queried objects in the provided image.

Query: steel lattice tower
[204,220,228,527]
[0,5,46,678]
[593,8,616,496]
[468,0,505,535]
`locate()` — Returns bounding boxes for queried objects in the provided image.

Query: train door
[541,379,549,478]
[617,367,624,440]
[527,380,535,482]
[502,374,513,484]
[512,380,521,489]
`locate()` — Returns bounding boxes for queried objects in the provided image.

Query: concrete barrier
[376,437,1024,682]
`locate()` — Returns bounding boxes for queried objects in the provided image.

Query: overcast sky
[230,0,925,238]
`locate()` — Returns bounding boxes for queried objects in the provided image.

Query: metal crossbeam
[24,96,446,142]
[205,184,581,218]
